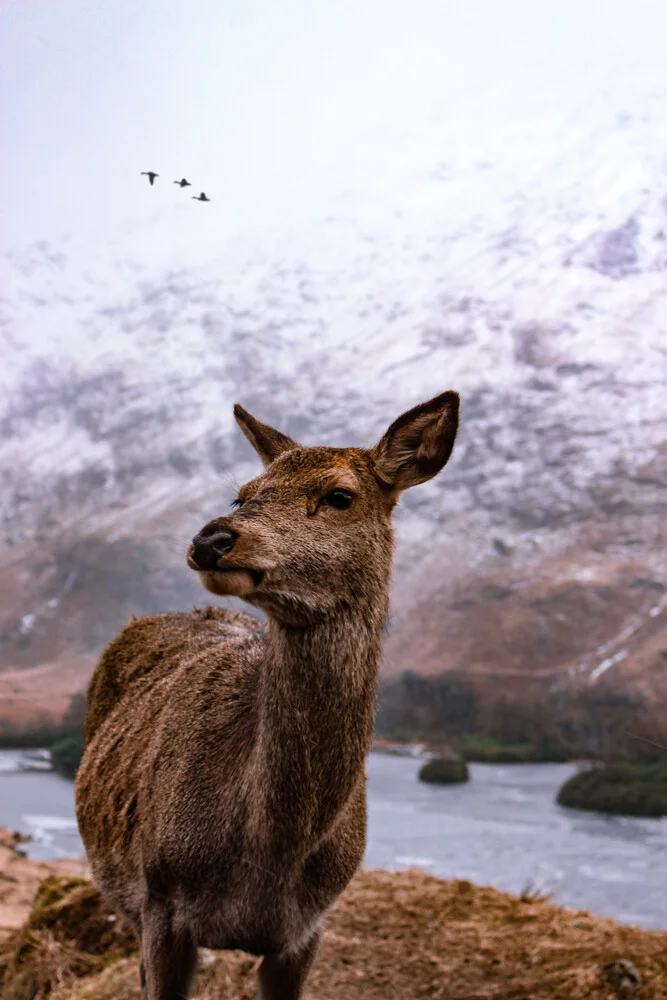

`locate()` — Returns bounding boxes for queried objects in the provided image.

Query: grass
[557,762,667,818]
[0,875,137,1000]
[6,869,667,1000]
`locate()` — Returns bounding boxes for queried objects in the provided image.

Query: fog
[3,0,665,257]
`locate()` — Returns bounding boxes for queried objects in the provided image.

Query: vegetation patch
[10,869,667,1000]
[376,669,667,765]
[418,756,469,784]
[0,876,136,1000]
[50,734,85,780]
[459,735,571,763]
[557,763,667,818]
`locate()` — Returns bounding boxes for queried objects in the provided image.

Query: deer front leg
[257,930,321,1000]
[141,898,197,1000]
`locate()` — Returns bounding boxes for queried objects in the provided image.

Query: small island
[418,756,470,784]
[557,763,667,819]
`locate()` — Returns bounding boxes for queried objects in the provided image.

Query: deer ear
[233,404,298,467]
[370,391,459,493]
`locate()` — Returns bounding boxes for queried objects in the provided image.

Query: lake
[1,749,665,929]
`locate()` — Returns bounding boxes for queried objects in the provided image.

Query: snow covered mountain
[1,55,666,728]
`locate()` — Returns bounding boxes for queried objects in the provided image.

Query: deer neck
[251,595,388,852]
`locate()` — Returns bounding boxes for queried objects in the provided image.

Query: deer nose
[190,530,236,570]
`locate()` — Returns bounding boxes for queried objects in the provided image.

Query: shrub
[557,763,667,818]
[50,733,85,780]
[374,670,667,764]
[375,670,478,739]
[418,757,469,784]
[0,723,75,749]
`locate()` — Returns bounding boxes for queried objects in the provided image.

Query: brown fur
[75,392,459,1000]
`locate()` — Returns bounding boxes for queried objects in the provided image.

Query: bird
[174,178,191,187]
[192,192,211,202]
[141,171,158,185]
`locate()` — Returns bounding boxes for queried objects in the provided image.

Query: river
[1,749,665,929]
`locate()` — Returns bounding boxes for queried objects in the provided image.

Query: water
[365,755,667,930]
[0,752,83,860]
[1,749,665,929]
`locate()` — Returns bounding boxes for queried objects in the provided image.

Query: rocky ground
[2,828,667,999]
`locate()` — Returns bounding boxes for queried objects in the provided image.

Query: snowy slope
[1,54,666,708]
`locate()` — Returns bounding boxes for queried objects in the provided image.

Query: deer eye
[323,489,354,510]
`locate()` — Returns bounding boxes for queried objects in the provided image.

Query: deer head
[187,393,459,625]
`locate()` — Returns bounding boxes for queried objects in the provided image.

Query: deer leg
[140,899,197,1000]
[257,930,321,1000]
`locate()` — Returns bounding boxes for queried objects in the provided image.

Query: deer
[74,391,459,1000]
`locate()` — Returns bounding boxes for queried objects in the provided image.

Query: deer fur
[75,391,459,1000]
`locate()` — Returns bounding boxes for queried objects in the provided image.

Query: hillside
[1,56,666,732]
[2,828,667,999]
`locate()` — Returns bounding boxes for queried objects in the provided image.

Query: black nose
[190,530,236,570]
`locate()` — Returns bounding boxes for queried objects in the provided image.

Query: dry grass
[3,867,667,999]
[0,829,88,946]
[0,876,136,1000]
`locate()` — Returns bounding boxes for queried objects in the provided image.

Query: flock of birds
[141,171,210,202]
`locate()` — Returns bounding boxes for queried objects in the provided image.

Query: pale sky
[1,0,665,254]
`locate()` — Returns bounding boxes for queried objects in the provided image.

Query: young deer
[75,391,459,1000]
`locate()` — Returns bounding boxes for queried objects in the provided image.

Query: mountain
[1,61,666,732]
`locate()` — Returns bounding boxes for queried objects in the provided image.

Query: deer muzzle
[189,529,237,571]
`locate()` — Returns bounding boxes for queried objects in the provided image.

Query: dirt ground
[2,827,666,1000]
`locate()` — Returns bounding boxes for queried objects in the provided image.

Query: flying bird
[174,178,191,187]
[141,171,158,185]
[192,192,211,202]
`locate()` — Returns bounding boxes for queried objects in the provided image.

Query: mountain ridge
[1,71,666,728]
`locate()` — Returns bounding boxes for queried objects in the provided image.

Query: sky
[1,0,666,256]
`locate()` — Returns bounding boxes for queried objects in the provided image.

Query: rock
[601,959,642,997]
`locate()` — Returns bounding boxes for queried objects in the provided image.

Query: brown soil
[2,828,666,1000]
